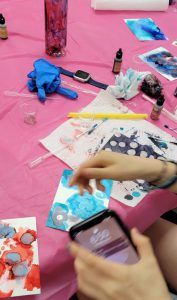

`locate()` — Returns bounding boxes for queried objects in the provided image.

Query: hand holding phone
[69,209,139,264]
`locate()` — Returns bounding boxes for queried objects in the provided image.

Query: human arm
[69,151,177,194]
[69,228,171,300]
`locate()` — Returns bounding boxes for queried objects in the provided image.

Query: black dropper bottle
[112,48,123,74]
[0,14,5,25]
[150,94,165,120]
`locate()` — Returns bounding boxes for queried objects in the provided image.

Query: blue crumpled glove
[27,58,78,102]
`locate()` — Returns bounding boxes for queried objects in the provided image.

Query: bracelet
[142,160,177,192]
[150,160,169,185]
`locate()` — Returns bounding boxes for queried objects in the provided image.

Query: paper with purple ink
[125,18,167,41]
[139,47,177,81]
[0,217,40,298]
[46,170,113,231]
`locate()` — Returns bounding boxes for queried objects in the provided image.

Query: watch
[59,67,108,90]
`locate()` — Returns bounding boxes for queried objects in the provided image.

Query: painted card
[0,217,40,298]
[46,170,113,231]
[101,125,177,206]
[125,18,167,41]
[139,47,177,81]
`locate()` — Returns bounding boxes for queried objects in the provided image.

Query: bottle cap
[116,48,123,59]
[0,14,5,25]
[156,95,165,106]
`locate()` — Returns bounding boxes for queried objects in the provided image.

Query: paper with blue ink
[125,18,167,41]
[46,170,113,231]
[101,125,177,207]
[139,47,177,81]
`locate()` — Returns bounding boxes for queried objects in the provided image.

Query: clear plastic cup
[20,99,37,125]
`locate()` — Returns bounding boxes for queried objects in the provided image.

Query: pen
[68,112,148,120]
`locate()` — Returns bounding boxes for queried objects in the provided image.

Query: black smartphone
[69,209,139,264]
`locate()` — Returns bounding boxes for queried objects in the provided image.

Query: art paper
[125,18,167,41]
[46,170,113,231]
[0,217,40,298]
[40,90,129,169]
[139,47,177,81]
[101,126,177,206]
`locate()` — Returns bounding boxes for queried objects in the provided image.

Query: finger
[86,184,93,194]
[78,184,84,196]
[38,87,46,101]
[131,228,154,259]
[27,70,35,79]
[70,153,108,186]
[96,179,105,192]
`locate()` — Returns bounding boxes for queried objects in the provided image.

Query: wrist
[142,159,176,185]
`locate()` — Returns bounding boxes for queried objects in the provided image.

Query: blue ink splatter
[0,223,16,239]
[67,192,106,219]
[132,191,141,197]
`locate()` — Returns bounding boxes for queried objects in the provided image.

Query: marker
[68,112,148,120]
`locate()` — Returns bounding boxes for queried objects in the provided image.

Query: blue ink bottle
[150,95,165,120]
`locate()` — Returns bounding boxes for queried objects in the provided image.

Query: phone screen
[75,216,139,264]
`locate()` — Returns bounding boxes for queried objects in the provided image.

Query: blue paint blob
[21,233,34,245]
[0,223,16,239]
[12,262,28,277]
[67,192,106,219]
[132,191,141,197]
[5,252,21,265]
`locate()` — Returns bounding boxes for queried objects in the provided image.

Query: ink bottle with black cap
[150,94,165,120]
[112,48,123,74]
[0,14,8,40]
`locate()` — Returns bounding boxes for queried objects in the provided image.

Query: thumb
[131,228,154,259]
[37,87,46,102]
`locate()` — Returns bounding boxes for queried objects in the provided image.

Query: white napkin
[91,0,169,11]
[107,68,149,100]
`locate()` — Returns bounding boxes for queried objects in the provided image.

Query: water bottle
[45,0,68,57]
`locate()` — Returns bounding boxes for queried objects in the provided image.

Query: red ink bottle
[150,94,165,120]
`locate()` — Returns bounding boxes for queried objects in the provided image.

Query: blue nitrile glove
[27,58,78,102]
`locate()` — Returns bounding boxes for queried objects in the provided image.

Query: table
[0,0,177,299]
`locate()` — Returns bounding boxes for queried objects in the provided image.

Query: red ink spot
[24,264,40,291]
[1,246,5,251]
[0,260,6,277]
[0,290,13,298]
[3,240,10,246]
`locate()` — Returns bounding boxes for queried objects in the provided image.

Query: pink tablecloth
[0,0,177,299]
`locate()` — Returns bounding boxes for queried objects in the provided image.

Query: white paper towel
[91,0,169,11]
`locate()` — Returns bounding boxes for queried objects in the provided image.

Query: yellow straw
[68,112,148,119]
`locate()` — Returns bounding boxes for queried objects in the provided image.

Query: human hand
[69,228,171,300]
[69,151,164,195]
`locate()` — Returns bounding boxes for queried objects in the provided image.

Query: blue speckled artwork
[46,170,113,231]
[125,18,167,41]
[139,47,177,81]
